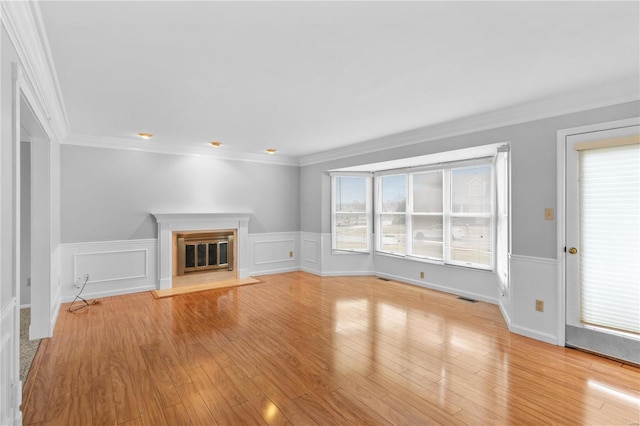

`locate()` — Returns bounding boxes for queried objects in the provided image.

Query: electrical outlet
[420,271,425,279]
[535,299,544,312]
[76,273,90,288]
[289,251,293,258]
[544,208,554,220]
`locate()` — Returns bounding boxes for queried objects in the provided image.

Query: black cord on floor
[67,276,99,312]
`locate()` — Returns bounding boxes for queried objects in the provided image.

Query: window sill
[374,250,495,273]
[331,249,372,255]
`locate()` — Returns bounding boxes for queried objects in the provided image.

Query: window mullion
[443,169,451,264]
[407,174,413,256]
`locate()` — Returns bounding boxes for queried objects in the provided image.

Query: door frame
[556,116,640,346]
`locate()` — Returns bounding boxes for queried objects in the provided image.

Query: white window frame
[374,158,495,271]
[330,173,373,254]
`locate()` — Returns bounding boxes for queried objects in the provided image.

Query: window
[375,159,495,270]
[331,175,372,253]
[330,143,510,278]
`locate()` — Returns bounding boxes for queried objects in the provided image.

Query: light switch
[545,208,554,220]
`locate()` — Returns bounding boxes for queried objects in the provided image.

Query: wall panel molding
[248,232,299,276]
[510,255,559,344]
[60,239,157,302]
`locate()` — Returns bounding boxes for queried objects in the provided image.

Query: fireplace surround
[152,213,250,289]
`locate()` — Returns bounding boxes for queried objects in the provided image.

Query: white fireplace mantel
[152,213,251,289]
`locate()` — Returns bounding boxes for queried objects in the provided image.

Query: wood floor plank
[161,403,191,426]
[186,366,241,424]
[223,365,290,426]
[91,374,117,426]
[231,401,269,425]
[175,382,216,425]
[132,368,169,426]
[23,272,640,425]
[66,393,93,426]
[109,352,141,424]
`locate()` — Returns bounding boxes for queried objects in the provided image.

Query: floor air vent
[458,296,479,303]
[378,277,391,281]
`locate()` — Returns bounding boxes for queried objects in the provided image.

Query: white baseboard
[509,324,558,345]
[317,270,374,277]
[498,297,512,329]
[62,284,158,303]
[250,266,300,277]
[376,271,499,305]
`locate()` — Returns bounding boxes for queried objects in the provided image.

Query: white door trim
[556,116,640,346]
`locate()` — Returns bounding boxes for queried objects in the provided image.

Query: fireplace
[152,213,250,289]
[176,232,234,275]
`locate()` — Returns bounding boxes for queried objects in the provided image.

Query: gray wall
[61,145,300,243]
[300,101,640,259]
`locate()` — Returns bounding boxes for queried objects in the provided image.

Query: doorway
[559,118,640,364]
[18,97,49,380]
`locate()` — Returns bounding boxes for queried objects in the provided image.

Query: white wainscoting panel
[0,298,18,425]
[510,255,558,344]
[248,232,299,276]
[60,239,157,302]
[74,249,148,284]
[300,232,322,275]
[321,232,374,276]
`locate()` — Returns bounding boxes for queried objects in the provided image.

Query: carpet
[20,308,41,382]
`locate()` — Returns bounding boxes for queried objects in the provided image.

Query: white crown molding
[1,1,70,142]
[298,77,640,166]
[63,133,299,167]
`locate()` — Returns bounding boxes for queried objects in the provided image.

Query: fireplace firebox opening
[173,230,237,284]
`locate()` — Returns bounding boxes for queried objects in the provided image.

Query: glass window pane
[335,176,367,212]
[449,217,491,266]
[197,243,207,267]
[381,174,406,213]
[185,244,195,268]
[219,242,228,265]
[412,216,443,259]
[335,213,368,250]
[380,214,406,253]
[413,171,443,213]
[451,165,492,213]
[208,243,218,265]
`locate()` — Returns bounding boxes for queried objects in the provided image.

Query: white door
[565,122,640,363]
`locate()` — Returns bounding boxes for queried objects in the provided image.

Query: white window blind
[579,143,640,335]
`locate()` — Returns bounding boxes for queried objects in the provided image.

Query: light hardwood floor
[22,272,640,425]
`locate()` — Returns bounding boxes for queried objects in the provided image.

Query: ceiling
[38,1,640,160]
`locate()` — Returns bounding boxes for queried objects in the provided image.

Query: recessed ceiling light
[137,132,153,139]
[210,142,222,148]
[266,148,277,155]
